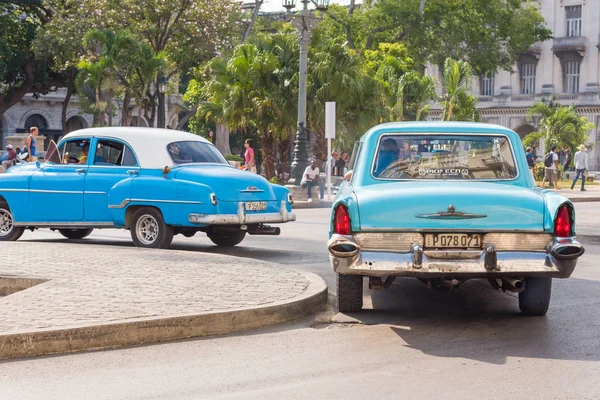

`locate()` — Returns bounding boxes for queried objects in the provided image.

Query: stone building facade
[1,88,182,151]
[426,0,600,169]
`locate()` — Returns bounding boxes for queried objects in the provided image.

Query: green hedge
[225,154,244,162]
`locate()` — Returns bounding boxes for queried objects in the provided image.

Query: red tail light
[334,205,351,235]
[554,206,572,237]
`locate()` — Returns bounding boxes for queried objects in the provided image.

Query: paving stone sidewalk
[0,242,317,334]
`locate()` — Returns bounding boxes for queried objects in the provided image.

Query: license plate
[245,201,267,211]
[424,233,482,249]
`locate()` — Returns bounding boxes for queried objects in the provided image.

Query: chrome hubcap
[136,214,159,245]
[0,209,14,237]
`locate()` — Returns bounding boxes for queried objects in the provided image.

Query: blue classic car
[0,128,295,248]
[328,122,585,316]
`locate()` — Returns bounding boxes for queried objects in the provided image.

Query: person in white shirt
[301,158,324,201]
[540,145,559,190]
[571,144,589,191]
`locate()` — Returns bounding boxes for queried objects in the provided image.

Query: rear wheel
[207,230,246,247]
[58,228,93,240]
[337,274,363,313]
[0,202,24,241]
[130,207,173,249]
[519,277,552,316]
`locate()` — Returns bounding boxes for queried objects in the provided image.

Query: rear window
[167,141,228,165]
[372,134,517,180]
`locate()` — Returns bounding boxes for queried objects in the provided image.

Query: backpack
[544,152,553,168]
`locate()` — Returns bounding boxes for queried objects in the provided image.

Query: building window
[566,5,582,37]
[520,64,536,94]
[480,72,494,96]
[564,61,580,93]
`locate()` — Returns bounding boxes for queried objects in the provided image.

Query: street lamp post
[157,74,168,128]
[284,0,329,186]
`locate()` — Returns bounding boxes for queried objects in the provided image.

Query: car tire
[130,208,174,249]
[337,274,363,313]
[0,202,24,242]
[519,277,552,316]
[58,228,94,240]
[207,230,246,247]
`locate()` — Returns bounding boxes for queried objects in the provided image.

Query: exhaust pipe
[551,241,585,260]
[501,278,524,293]
[327,235,360,258]
[247,225,281,235]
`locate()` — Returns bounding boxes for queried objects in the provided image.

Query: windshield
[167,141,228,165]
[372,134,517,180]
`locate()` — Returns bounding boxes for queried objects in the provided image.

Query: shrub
[225,154,244,162]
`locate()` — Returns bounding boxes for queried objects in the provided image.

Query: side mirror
[162,165,171,177]
[35,161,41,168]
[344,170,353,181]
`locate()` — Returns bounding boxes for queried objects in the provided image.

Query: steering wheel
[67,155,80,164]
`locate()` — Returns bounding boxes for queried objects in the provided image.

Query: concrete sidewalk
[0,242,327,360]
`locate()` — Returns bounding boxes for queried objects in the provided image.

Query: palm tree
[440,58,474,121]
[76,58,109,126]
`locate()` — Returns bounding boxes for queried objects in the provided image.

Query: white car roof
[60,127,213,169]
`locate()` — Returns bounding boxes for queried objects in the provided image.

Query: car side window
[94,140,138,167]
[57,139,92,164]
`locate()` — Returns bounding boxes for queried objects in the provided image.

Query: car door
[28,138,90,222]
[83,138,138,222]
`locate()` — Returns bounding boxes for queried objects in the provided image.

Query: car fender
[541,190,575,234]
[0,170,35,221]
[270,183,293,212]
[329,185,360,237]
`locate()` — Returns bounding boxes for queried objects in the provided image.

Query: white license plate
[245,201,267,211]
[425,233,482,249]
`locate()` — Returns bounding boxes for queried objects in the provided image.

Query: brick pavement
[0,242,312,333]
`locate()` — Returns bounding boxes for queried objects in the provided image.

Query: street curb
[0,271,327,360]
[292,201,333,209]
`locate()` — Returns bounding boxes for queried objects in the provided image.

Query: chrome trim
[354,232,423,252]
[13,222,114,228]
[30,189,83,194]
[358,228,546,234]
[188,201,296,225]
[84,191,106,195]
[240,186,264,193]
[329,235,583,278]
[416,205,487,219]
[129,198,203,205]
[369,132,521,182]
[108,199,131,209]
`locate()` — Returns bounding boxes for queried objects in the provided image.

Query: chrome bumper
[328,234,584,279]
[189,201,296,225]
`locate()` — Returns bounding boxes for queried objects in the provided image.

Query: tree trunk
[312,126,326,164]
[107,74,113,126]
[121,89,131,126]
[259,131,276,180]
[215,124,232,155]
[61,67,76,135]
[278,136,290,164]
[242,0,263,42]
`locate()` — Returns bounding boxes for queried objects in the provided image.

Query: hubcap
[136,214,159,245]
[0,209,14,237]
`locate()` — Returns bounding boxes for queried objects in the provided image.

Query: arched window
[25,114,48,131]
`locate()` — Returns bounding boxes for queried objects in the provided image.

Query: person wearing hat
[0,144,17,172]
[571,144,589,191]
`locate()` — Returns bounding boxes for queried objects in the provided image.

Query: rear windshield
[167,141,228,165]
[372,134,517,180]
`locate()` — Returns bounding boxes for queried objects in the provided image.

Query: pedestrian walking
[525,147,536,182]
[562,145,572,178]
[571,144,589,191]
[540,145,559,190]
[243,139,257,173]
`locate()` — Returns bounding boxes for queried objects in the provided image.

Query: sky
[260,0,358,12]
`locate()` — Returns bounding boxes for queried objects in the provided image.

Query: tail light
[333,204,351,235]
[554,205,572,237]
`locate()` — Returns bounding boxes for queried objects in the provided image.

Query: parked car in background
[328,122,584,316]
[0,128,295,248]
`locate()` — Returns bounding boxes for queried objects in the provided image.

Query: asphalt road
[2,207,600,399]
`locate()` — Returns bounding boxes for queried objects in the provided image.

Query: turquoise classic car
[0,128,295,248]
[328,122,585,316]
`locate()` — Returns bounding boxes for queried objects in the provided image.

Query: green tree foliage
[524,101,595,155]
[440,58,479,121]
[320,0,552,73]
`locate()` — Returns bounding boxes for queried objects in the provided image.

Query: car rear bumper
[189,201,295,225]
[328,233,584,279]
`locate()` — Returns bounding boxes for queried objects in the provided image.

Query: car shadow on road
[340,277,600,365]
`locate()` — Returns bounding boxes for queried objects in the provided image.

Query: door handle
[127,170,139,175]
[76,168,86,174]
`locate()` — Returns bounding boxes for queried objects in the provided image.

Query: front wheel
[207,230,246,247]
[0,202,24,241]
[130,207,173,249]
[58,228,93,240]
[336,274,363,313]
[519,277,552,316]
